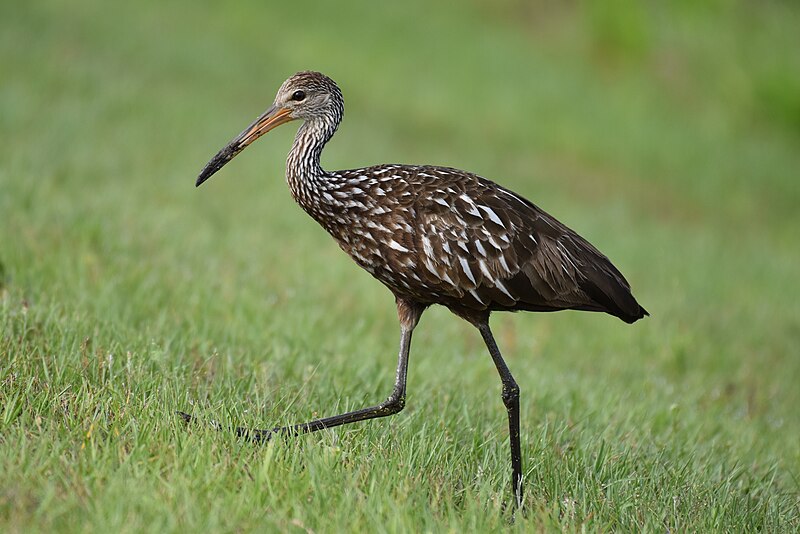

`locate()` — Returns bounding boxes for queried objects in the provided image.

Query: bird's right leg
[178,298,424,442]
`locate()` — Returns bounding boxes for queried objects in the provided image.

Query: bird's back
[298,164,648,324]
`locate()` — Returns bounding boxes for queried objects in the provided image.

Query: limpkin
[182,71,648,505]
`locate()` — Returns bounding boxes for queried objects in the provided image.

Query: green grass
[2,0,800,531]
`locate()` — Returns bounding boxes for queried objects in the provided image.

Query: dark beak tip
[195,170,212,187]
[195,104,285,189]
[196,142,242,188]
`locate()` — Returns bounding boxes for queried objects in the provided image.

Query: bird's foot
[175,410,281,443]
[233,425,280,443]
[175,410,195,425]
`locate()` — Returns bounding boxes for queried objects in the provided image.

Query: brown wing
[408,166,647,323]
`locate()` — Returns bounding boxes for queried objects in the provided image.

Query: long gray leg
[178,298,424,441]
[477,321,523,507]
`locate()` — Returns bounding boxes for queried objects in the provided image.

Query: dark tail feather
[581,263,648,324]
[620,304,648,324]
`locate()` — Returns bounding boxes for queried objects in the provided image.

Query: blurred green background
[2,0,799,531]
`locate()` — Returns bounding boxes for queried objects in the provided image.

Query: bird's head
[196,71,343,187]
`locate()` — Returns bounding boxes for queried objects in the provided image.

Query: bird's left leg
[477,321,524,507]
[178,298,425,441]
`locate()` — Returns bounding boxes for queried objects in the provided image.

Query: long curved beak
[196,105,294,187]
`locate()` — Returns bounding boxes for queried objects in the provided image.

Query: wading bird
[181,71,647,506]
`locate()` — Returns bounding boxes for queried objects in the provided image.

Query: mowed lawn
[2,1,799,531]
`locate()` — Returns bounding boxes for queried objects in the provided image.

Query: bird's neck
[286,117,338,195]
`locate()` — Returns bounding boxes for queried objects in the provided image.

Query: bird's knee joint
[380,395,405,415]
[501,383,520,407]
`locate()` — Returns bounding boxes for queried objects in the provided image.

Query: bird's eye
[291,90,306,101]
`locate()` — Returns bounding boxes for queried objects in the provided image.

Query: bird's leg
[245,324,413,440]
[180,299,424,443]
[477,322,523,507]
